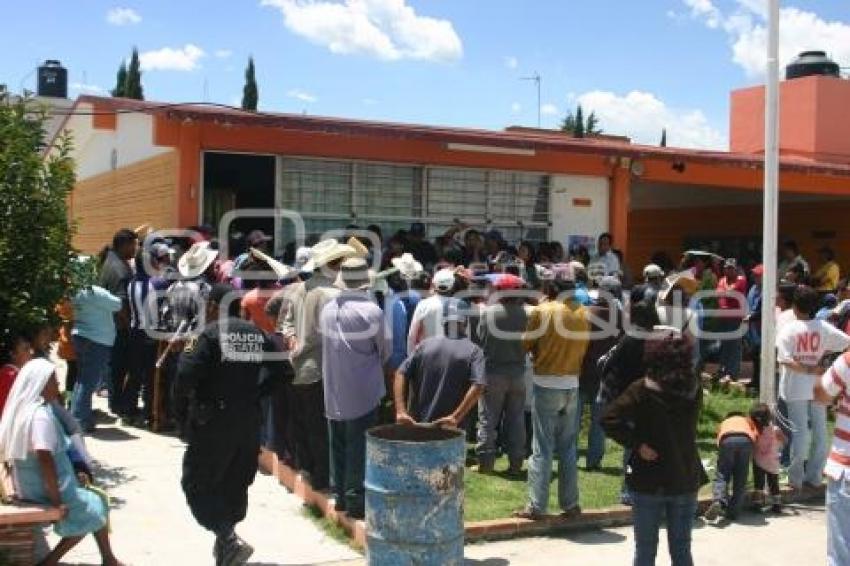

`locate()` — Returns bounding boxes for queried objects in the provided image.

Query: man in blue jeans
[514,275,589,519]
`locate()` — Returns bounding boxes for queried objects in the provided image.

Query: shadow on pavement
[89,461,139,511]
[465,559,510,565]
[561,528,628,545]
[88,427,139,442]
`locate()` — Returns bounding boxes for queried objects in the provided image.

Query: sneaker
[512,505,544,520]
[559,505,582,519]
[219,535,254,566]
[703,501,723,521]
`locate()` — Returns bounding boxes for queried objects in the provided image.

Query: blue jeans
[717,319,742,379]
[527,385,579,513]
[632,491,697,566]
[785,399,828,487]
[827,473,850,566]
[712,435,753,518]
[328,408,378,518]
[576,390,606,468]
[71,336,112,430]
[477,375,526,466]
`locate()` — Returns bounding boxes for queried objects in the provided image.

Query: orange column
[609,167,631,259]
[177,122,201,228]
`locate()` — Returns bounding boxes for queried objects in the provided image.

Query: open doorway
[203,151,275,256]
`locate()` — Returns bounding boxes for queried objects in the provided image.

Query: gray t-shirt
[399,334,485,424]
[476,302,529,379]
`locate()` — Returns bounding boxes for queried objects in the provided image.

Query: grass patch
[464,387,756,522]
[301,505,358,549]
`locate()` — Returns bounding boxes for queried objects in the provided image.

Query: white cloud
[139,44,206,71]
[504,56,518,70]
[106,7,141,26]
[214,49,233,59]
[683,0,850,78]
[683,0,721,28]
[541,103,559,116]
[575,90,725,149]
[288,89,317,103]
[70,82,106,94]
[511,102,522,114]
[260,0,463,62]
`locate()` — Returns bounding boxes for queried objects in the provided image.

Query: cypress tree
[242,57,258,110]
[574,105,585,138]
[660,128,668,147]
[124,47,144,100]
[111,61,127,97]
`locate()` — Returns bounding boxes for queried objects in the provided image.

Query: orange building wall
[730,75,850,164]
[70,152,178,253]
[628,200,850,275]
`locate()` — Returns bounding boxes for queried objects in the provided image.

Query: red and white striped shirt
[821,352,850,480]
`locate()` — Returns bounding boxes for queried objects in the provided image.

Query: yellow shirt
[815,261,840,291]
[523,299,589,377]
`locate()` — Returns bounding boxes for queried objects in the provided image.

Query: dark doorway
[203,152,275,257]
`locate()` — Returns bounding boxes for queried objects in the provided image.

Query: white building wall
[549,174,609,252]
[64,102,170,180]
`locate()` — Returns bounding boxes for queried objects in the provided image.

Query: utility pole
[760,0,780,405]
[521,72,541,128]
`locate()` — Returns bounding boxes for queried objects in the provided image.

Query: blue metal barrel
[365,424,465,566]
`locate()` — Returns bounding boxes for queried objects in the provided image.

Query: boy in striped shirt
[816,352,850,566]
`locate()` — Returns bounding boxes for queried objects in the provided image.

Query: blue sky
[2,0,848,148]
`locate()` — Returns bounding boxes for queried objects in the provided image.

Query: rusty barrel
[365,424,465,565]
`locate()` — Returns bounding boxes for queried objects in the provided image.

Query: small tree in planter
[0,94,77,355]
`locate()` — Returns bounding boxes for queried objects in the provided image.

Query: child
[750,403,785,513]
[705,411,757,521]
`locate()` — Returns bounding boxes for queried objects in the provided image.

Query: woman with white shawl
[0,358,122,566]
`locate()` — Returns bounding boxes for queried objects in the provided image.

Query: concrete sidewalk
[45,401,361,566]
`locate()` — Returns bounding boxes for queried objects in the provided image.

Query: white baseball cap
[433,268,456,292]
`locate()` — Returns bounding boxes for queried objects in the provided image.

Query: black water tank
[37,60,67,98]
[786,51,840,80]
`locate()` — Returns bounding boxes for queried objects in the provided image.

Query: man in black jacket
[176,284,284,565]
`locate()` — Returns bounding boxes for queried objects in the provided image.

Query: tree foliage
[660,128,668,147]
[124,48,144,100]
[242,57,258,111]
[560,104,603,137]
[0,94,76,355]
[112,62,128,97]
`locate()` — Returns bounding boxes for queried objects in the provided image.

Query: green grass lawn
[464,387,757,522]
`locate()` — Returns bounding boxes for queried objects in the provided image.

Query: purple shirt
[320,292,390,421]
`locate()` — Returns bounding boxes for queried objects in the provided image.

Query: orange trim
[177,123,201,227]
[609,167,631,257]
[91,101,117,130]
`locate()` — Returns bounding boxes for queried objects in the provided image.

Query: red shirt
[717,275,747,315]
[0,364,19,416]
[241,288,276,334]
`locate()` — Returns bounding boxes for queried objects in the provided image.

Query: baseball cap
[492,273,526,291]
[442,298,467,323]
[149,242,173,259]
[752,264,764,276]
[246,230,272,246]
[409,222,426,236]
[433,268,456,292]
[598,275,622,293]
[723,258,738,269]
[643,263,664,278]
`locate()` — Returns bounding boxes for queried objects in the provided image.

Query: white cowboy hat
[178,241,218,278]
[302,238,358,272]
[659,271,699,302]
[335,257,371,290]
[249,247,296,280]
[391,253,423,280]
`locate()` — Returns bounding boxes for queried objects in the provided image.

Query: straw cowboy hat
[659,270,699,302]
[301,238,358,272]
[249,247,296,280]
[178,241,219,278]
[390,253,423,280]
[336,257,371,290]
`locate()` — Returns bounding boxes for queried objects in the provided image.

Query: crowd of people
[1,219,849,566]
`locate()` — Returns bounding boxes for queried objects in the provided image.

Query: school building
[58,55,850,274]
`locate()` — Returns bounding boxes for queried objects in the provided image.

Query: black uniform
[175,317,283,537]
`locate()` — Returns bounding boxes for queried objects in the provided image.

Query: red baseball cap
[492,273,526,291]
[752,264,764,276]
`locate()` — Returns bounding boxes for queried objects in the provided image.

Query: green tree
[242,57,258,111]
[111,61,127,97]
[574,105,585,138]
[560,104,603,137]
[660,128,668,147]
[0,94,76,354]
[124,47,144,100]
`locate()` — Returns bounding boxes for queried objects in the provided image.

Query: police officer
[175,283,283,565]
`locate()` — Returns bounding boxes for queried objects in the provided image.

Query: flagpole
[760,0,780,405]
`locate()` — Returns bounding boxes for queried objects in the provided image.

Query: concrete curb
[259,448,826,545]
